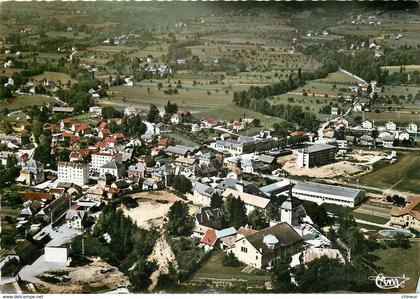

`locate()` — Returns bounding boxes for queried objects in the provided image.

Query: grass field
[316,70,358,84]
[1,94,56,111]
[381,65,420,73]
[108,85,233,112]
[191,253,270,287]
[30,71,77,83]
[359,152,420,194]
[353,212,389,225]
[371,245,420,293]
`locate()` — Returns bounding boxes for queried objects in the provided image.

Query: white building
[124,106,137,116]
[361,120,373,130]
[292,181,365,208]
[211,140,244,156]
[65,209,86,229]
[385,121,397,132]
[170,113,180,124]
[89,106,102,116]
[58,162,89,186]
[406,122,417,134]
[44,246,70,263]
[91,152,122,172]
[99,160,124,178]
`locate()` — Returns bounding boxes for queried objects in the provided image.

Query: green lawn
[371,245,420,293]
[359,152,420,194]
[191,253,270,287]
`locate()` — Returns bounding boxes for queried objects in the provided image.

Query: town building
[296,144,336,169]
[292,181,365,207]
[57,162,89,186]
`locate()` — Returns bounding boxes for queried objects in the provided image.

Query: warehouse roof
[293,181,363,199]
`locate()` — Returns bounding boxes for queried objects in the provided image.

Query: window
[256,255,258,260]
[241,247,248,253]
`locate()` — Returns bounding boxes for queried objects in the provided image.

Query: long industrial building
[292,181,365,207]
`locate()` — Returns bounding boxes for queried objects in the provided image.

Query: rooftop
[293,181,363,199]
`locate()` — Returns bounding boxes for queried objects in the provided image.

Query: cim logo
[369,274,410,290]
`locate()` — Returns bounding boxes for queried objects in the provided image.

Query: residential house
[142,179,158,191]
[193,207,224,238]
[397,131,410,141]
[127,162,145,182]
[361,120,373,130]
[231,223,303,269]
[65,208,86,229]
[201,117,218,128]
[17,159,45,186]
[222,184,271,215]
[170,113,180,124]
[189,182,216,206]
[385,121,397,132]
[382,135,394,148]
[99,160,124,179]
[0,151,14,166]
[359,134,375,146]
[406,122,417,134]
[390,196,420,231]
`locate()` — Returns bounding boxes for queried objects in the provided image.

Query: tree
[301,202,330,227]
[164,100,178,115]
[223,195,247,229]
[147,104,160,123]
[248,208,269,230]
[102,106,122,119]
[272,258,293,292]
[166,201,194,237]
[172,175,192,194]
[210,192,223,209]
[221,252,243,267]
[0,86,12,100]
[296,256,374,292]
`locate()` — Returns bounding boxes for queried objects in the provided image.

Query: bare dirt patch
[34,257,129,294]
[123,191,184,229]
[281,151,364,178]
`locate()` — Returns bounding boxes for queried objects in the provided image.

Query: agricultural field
[107,85,233,112]
[0,94,56,111]
[359,151,420,194]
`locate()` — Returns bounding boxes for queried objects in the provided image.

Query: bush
[221,252,243,267]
